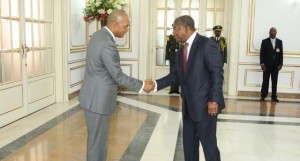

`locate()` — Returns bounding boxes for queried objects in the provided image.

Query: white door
[0,0,55,127]
[150,0,227,88]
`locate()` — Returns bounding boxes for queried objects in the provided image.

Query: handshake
[143,79,156,93]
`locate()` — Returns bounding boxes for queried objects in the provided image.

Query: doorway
[0,0,55,127]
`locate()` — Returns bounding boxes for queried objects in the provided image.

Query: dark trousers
[170,63,179,92]
[261,65,279,99]
[182,103,220,161]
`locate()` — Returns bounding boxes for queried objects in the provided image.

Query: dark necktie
[183,43,189,74]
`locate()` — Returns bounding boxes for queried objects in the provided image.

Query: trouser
[182,102,220,161]
[84,109,111,161]
[261,65,279,99]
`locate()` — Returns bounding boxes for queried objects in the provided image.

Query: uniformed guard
[165,34,181,94]
[210,25,228,68]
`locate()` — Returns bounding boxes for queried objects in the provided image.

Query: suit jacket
[157,33,225,122]
[79,27,143,114]
[260,37,283,67]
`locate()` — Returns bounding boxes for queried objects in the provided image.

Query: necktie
[183,43,189,74]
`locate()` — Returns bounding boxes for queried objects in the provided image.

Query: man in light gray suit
[79,10,152,161]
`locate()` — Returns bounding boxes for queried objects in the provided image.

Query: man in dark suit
[79,10,153,161]
[260,27,283,102]
[152,15,225,161]
[165,34,181,94]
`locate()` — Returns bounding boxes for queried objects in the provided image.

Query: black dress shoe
[169,91,174,94]
[271,98,279,102]
[174,91,181,94]
[260,98,265,101]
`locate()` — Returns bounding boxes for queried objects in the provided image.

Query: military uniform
[210,25,228,66]
[165,34,181,94]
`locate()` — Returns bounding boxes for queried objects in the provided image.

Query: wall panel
[235,0,300,97]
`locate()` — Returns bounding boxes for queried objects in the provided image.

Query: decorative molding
[238,91,300,99]
[69,0,88,53]
[70,81,83,88]
[75,0,132,52]
[70,65,85,71]
[120,64,133,76]
[239,62,300,67]
[68,58,86,64]
[243,69,294,89]
[247,0,300,57]
[244,69,261,87]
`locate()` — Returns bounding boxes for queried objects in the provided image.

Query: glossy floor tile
[0,94,300,161]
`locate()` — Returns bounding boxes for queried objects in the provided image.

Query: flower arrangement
[83,0,124,25]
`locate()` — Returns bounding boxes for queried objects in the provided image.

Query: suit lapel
[185,34,200,78]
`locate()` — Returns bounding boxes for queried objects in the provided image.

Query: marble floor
[0,93,300,161]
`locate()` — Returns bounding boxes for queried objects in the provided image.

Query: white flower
[95,1,101,6]
[116,4,122,10]
[98,9,106,14]
[107,9,113,14]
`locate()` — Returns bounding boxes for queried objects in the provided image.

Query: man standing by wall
[210,25,227,68]
[165,34,181,94]
[260,27,283,102]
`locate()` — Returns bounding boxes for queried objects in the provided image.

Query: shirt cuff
[154,81,158,92]
[138,81,145,93]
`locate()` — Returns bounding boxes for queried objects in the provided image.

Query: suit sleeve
[260,40,265,65]
[279,40,283,65]
[204,40,224,104]
[224,46,227,64]
[100,41,143,92]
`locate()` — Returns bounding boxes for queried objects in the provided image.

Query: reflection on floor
[0,94,300,161]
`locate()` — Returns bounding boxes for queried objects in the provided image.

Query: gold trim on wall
[244,69,261,87]
[116,0,132,51]
[247,0,300,57]
[243,69,294,89]
[70,0,89,53]
[72,0,132,53]
[239,62,300,67]
[69,65,85,88]
[68,58,86,64]
[120,64,133,76]
[70,81,83,88]
[70,65,85,71]
[278,70,294,89]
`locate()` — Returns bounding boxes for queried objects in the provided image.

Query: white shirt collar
[105,26,116,41]
[186,31,197,45]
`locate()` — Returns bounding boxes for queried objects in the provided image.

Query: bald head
[107,10,128,24]
[269,27,277,39]
[106,10,130,38]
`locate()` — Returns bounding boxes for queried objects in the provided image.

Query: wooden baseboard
[68,91,80,100]
[238,91,300,99]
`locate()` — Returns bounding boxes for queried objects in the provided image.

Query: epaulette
[166,36,170,41]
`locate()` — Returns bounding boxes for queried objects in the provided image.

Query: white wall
[67,0,144,94]
[227,0,300,96]
[67,0,300,97]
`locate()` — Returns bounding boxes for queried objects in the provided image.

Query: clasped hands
[143,79,156,93]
